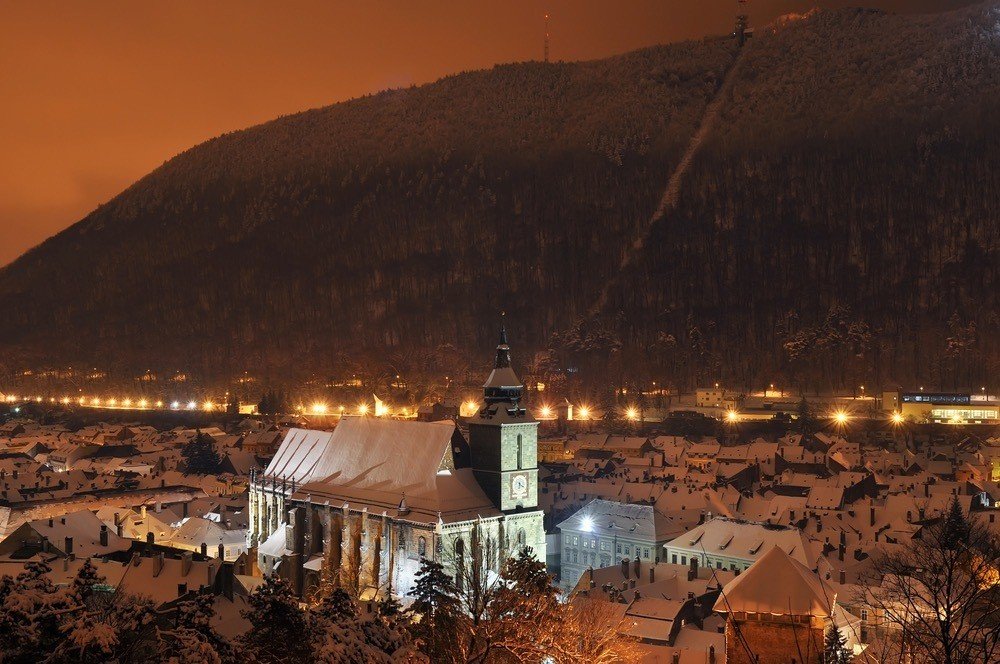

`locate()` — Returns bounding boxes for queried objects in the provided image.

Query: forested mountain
[0,4,997,393]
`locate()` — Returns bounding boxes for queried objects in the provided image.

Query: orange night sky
[0,0,975,266]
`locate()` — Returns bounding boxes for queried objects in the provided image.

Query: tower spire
[494,312,512,369]
[483,313,522,406]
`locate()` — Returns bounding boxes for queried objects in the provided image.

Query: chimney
[100,524,109,547]
[154,552,164,577]
[789,510,795,522]
[146,532,155,546]
[621,558,629,579]
[64,536,73,556]
[688,557,699,581]
[181,552,193,577]
[155,501,162,514]
[217,543,225,560]
[672,653,680,664]
[140,505,147,520]
[48,518,53,527]
[200,542,208,557]
[649,566,655,583]
[62,556,69,572]
[630,579,636,589]
[907,510,912,523]
[116,519,124,538]
[178,582,188,597]
[870,506,876,528]
[182,501,189,518]
[588,567,595,588]
[60,517,66,525]
[633,556,640,578]
[709,645,717,664]
[839,569,846,584]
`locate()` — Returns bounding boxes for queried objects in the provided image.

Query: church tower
[469,317,539,513]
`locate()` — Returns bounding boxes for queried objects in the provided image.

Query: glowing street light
[171,401,180,409]
[202,401,214,411]
[577,406,591,420]
[891,412,904,425]
[539,405,553,418]
[625,406,639,421]
[139,399,148,408]
[310,402,328,415]
[832,410,850,426]
[186,401,197,410]
[358,403,370,415]
[726,410,740,424]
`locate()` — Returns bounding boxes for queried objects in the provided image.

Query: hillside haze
[1,4,998,392]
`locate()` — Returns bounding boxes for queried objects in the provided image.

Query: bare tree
[857,497,1000,664]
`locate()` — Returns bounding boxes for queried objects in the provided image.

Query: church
[247,324,545,600]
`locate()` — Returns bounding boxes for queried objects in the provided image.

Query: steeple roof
[712,545,836,618]
[482,314,524,404]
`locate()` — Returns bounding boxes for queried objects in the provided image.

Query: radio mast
[544,13,550,62]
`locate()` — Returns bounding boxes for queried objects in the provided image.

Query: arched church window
[418,536,427,557]
[516,528,526,551]
[455,538,465,559]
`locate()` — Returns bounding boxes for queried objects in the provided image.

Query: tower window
[517,434,523,469]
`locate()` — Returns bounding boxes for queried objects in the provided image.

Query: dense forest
[0,5,997,393]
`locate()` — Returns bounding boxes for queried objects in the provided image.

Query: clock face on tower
[511,473,528,500]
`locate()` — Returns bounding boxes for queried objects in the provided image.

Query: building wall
[664,545,753,573]
[256,496,546,601]
[559,526,661,593]
[726,616,825,664]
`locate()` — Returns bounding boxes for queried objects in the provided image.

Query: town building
[247,322,546,600]
[892,390,1000,424]
[556,498,674,593]
[713,545,858,664]
[662,516,815,574]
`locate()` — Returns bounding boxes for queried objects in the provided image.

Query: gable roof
[265,418,457,495]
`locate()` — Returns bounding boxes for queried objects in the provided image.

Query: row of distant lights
[0,396,920,426]
[720,409,910,426]
[3,394,217,411]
